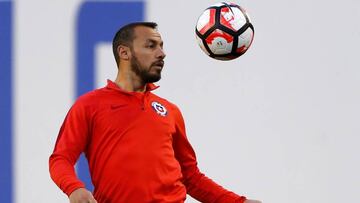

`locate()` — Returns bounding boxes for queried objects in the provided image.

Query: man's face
[130,26,166,83]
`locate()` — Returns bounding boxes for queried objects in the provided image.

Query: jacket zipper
[140,92,148,111]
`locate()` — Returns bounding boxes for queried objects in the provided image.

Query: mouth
[153,60,164,68]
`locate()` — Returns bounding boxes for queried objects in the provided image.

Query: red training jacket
[49,80,246,203]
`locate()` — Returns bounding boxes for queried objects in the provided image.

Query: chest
[90,98,176,142]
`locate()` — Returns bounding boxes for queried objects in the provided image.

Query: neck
[114,68,146,92]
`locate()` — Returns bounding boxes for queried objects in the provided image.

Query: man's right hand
[69,188,97,203]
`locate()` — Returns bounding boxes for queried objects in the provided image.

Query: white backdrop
[12,0,360,202]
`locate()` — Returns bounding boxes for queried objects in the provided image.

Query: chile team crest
[151,101,167,117]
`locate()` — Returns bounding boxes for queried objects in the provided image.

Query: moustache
[152,60,164,68]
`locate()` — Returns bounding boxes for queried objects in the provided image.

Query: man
[49,22,261,203]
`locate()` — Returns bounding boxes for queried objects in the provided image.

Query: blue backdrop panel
[0,1,13,202]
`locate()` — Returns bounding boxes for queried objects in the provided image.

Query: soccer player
[49,22,261,203]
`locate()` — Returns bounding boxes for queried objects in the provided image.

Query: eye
[146,43,155,48]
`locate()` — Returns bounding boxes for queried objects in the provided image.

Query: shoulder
[73,87,108,108]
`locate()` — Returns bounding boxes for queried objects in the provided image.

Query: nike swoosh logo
[110,104,127,109]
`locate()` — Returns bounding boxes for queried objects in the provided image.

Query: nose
[157,47,166,59]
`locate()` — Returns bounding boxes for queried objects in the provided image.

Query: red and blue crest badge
[151,101,167,117]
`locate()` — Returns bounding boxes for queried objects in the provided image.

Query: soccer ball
[195,2,254,60]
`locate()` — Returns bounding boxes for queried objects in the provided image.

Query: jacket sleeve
[171,105,247,203]
[49,99,90,196]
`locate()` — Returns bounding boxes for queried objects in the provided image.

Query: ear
[118,45,131,60]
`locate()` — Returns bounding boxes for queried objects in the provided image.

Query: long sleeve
[171,106,246,203]
[49,99,90,196]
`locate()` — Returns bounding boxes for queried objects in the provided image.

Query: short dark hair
[112,22,158,65]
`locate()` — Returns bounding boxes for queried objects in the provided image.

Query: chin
[145,74,161,83]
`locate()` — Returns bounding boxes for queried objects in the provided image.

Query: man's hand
[69,188,97,203]
[244,199,262,203]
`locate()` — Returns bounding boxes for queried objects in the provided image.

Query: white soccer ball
[195,2,254,60]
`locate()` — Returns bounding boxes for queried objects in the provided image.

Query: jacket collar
[105,79,159,93]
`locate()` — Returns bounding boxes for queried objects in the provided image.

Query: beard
[130,54,162,84]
